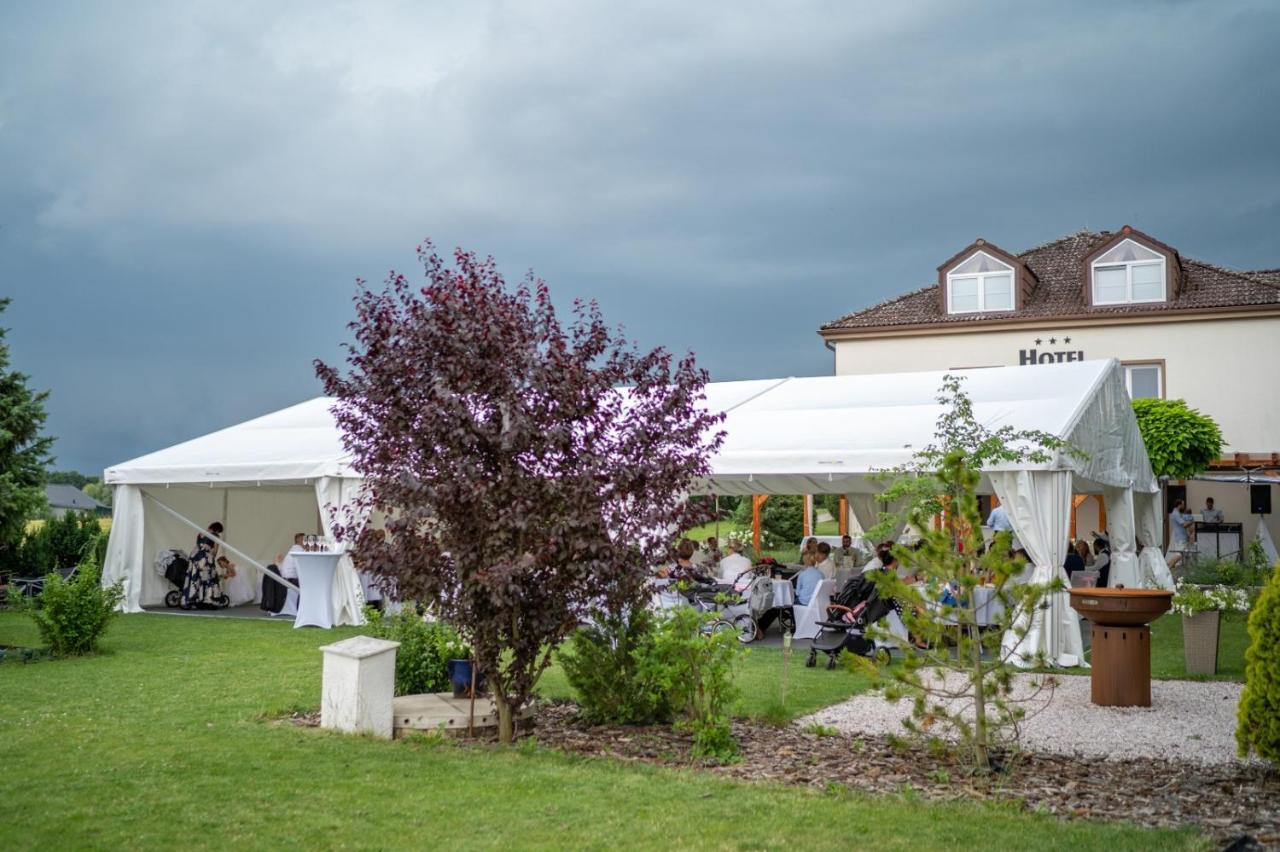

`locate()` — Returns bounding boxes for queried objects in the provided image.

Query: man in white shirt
[717,541,753,584]
[1201,498,1224,524]
[1167,499,1195,571]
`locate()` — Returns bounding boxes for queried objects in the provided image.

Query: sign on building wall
[1018,335,1083,365]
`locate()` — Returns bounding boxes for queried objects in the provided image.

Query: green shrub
[363,606,464,695]
[729,494,803,549]
[1131,398,1223,479]
[641,606,743,761]
[22,552,122,657]
[1,513,102,580]
[1184,543,1272,588]
[557,608,671,725]
[1237,559,1280,765]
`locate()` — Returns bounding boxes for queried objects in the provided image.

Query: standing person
[1201,497,1224,523]
[1167,499,1195,572]
[1092,536,1112,588]
[181,522,225,609]
[800,537,820,567]
[986,503,1013,534]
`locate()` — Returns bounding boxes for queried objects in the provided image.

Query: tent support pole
[141,491,300,593]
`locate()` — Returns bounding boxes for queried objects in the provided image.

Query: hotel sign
[1018,336,1083,365]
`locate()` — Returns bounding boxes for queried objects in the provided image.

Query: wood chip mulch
[527,702,1280,847]
[284,701,1278,846]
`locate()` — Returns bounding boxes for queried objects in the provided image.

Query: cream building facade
[820,226,1280,550]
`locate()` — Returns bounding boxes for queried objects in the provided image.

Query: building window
[1092,239,1166,305]
[1124,362,1163,399]
[947,251,1014,314]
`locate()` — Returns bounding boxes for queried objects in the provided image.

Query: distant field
[24,517,112,534]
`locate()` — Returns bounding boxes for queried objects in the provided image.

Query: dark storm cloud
[1,0,1278,472]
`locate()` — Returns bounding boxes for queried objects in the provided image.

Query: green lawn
[0,612,1202,849]
[1076,611,1248,682]
[682,519,841,564]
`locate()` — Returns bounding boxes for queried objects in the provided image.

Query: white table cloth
[921,584,1005,627]
[293,552,341,629]
[771,579,795,608]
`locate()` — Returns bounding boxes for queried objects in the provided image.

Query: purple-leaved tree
[316,243,725,741]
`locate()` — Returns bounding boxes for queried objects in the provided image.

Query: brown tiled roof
[820,230,1280,333]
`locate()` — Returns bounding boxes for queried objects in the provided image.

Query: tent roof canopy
[106,360,1155,496]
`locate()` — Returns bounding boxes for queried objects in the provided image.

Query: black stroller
[156,550,189,608]
[806,574,897,669]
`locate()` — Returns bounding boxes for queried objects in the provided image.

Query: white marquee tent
[103,358,1162,665]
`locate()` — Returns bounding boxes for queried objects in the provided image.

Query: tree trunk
[969,592,990,770]
[493,691,515,743]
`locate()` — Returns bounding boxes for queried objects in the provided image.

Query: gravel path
[801,673,1256,766]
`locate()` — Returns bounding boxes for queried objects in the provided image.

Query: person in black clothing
[1063,540,1085,577]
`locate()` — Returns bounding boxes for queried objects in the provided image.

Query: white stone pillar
[319,636,400,738]
[1103,486,1140,589]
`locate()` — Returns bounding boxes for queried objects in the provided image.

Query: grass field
[682,519,841,565]
[0,612,1204,849]
[23,516,112,534]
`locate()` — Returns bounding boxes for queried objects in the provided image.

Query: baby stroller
[155,549,189,608]
[806,574,896,669]
[682,583,757,643]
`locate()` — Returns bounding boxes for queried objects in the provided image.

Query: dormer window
[946,251,1014,314]
[1091,239,1166,305]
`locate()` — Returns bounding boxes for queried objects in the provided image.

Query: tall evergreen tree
[0,298,54,553]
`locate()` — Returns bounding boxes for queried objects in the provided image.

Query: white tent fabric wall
[1103,485,1140,588]
[102,485,145,610]
[1134,491,1174,588]
[991,470,1086,668]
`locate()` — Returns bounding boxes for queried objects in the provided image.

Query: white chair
[874,609,911,650]
[791,579,836,640]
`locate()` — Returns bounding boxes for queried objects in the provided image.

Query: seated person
[832,534,864,571]
[717,541,754,584]
[658,540,714,585]
[700,536,723,566]
[794,559,824,607]
[813,541,837,581]
[1063,540,1084,576]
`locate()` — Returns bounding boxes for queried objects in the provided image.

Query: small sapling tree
[858,375,1075,771]
[317,243,725,742]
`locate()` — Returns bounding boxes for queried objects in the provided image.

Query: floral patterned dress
[182,537,224,608]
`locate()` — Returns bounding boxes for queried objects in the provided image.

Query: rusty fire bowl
[1069,587,1173,627]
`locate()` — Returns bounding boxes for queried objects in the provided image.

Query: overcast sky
[2,0,1278,474]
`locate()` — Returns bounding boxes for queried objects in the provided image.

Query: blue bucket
[447,659,480,698]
